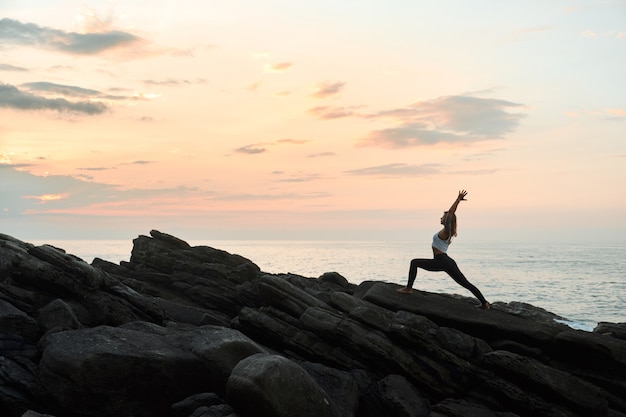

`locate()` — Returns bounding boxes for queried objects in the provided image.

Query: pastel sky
[1,0,625,242]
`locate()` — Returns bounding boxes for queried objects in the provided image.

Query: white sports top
[432,232,451,253]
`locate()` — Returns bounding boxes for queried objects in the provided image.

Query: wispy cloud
[120,160,157,166]
[273,172,324,183]
[308,106,358,119]
[264,62,294,73]
[234,144,266,155]
[606,108,626,120]
[580,30,598,39]
[358,95,525,148]
[0,81,156,114]
[275,138,309,145]
[22,81,102,98]
[234,138,308,155]
[345,163,442,177]
[0,83,107,114]
[77,166,114,171]
[0,63,28,72]
[564,107,626,121]
[143,78,207,87]
[308,95,525,148]
[0,18,142,55]
[344,161,500,178]
[214,191,330,201]
[310,81,346,98]
[307,152,336,158]
[0,165,201,217]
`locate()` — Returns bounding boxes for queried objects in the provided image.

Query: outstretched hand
[457,190,468,201]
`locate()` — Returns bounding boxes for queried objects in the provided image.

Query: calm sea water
[32,239,626,331]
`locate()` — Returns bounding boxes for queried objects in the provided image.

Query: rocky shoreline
[1,230,625,417]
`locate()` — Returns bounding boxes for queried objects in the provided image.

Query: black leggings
[407,253,487,304]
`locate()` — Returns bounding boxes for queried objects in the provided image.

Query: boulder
[0,299,39,341]
[481,350,607,417]
[226,353,339,417]
[358,374,430,417]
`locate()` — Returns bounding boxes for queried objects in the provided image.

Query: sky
[1,0,625,243]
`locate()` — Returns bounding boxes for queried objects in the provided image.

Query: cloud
[0,83,108,114]
[450,168,501,175]
[23,193,69,202]
[345,163,442,177]
[234,138,307,155]
[275,138,308,145]
[0,63,28,72]
[214,191,330,201]
[77,166,114,171]
[234,144,266,155]
[273,172,323,183]
[0,165,200,217]
[308,106,358,119]
[580,30,598,39]
[605,108,626,120]
[264,62,294,73]
[3,81,150,113]
[307,152,336,158]
[247,81,262,92]
[308,95,524,147]
[143,78,207,87]
[564,108,626,120]
[22,81,101,98]
[310,81,346,98]
[358,95,525,148]
[120,160,157,165]
[0,160,34,169]
[0,18,142,55]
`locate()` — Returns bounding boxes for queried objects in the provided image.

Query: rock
[37,299,81,333]
[481,350,608,417]
[257,274,330,317]
[358,374,430,417]
[0,299,39,341]
[21,411,57,417]
[226,353,339,417]
[38,323,264,417]
[186,326,267,391]
[171,393,229,417]
[594,322,626,340]
[362,282,570,348]
[0,355,43,416]
[430,398,520,417]
[300,361,360,417]
[38,325,206,417]
[1,230,625,417]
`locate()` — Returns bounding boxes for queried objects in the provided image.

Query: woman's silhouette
[397,190,490,309]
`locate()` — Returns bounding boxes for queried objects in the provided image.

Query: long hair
[444,212,457,241]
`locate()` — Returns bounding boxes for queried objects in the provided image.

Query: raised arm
[447,190,467,216]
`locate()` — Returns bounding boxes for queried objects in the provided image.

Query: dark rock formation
[1,230,624,417]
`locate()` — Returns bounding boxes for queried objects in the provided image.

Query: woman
[397,190,490,310]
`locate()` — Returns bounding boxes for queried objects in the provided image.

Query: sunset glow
[1,1,625,241]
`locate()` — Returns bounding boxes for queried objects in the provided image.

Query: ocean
[31,238,626,332]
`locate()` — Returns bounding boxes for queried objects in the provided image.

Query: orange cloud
[264,62,294,73]
[310,81,346,98]
[23,193,69,203]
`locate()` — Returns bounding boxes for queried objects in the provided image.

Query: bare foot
[396,287,413,294]
[477,302,491,310]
